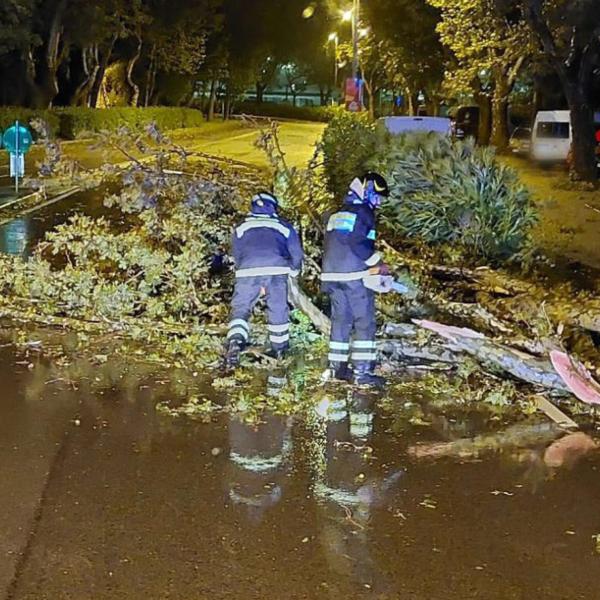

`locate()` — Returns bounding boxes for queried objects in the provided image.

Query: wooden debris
[533,395,578,430]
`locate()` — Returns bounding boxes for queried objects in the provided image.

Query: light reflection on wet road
[0,331,599,599]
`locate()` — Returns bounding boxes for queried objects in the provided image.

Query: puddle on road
[0,187,124,256]
[1,329,600,599]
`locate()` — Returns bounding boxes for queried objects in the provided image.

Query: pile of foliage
[321,111,377,201]
[0,126,267,365]
[320,113,538,264]
[374,131,538,263]
[0,107,205,141]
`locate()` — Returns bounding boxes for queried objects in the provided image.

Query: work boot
[224,339,243,369]
[353,363,386,389]
[265,347,288,361]
[328,362,353,382]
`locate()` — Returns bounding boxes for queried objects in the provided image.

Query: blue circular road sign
[3,123,33,154]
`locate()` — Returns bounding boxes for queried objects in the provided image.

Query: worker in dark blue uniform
[321,172,389,387]
[225,191,304,368]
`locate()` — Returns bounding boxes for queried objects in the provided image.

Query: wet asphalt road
[1,333,600,599]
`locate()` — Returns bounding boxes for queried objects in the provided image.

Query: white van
[380,116,452,136]
[531,110,571,162]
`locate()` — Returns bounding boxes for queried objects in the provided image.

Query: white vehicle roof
[535,110,570,123]
[380,116,452,135]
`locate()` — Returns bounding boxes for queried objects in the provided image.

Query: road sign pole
[15,120,19,195]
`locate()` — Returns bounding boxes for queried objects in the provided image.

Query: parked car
[531,110,571,163]
[379,116,452,136]
[509,126,532,156]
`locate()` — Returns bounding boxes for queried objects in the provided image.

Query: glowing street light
[358,27,369,38]
[327,32,339,87]
[341,8,353,22]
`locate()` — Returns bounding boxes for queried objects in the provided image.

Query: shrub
[56,107,205,139]
[234,101,335,123]
[372,131,538,263]
[320,114,538,263]
[320,110,377,199]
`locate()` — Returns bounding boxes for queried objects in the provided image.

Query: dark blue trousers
[323,281,377,370]
[227,275,290,351]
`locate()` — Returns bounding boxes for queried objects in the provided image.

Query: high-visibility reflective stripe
[351,352,377,361]
[269,333,290,344]
[235,266,290,278]
[365,252,381,266]
[350,422,373,438]
[230,452,284,472]
[367,229,376,240]
[328,352,349,362]
[329,341,350,350]
[268,323,289,333]
[267,376,287,385]
[320,270,369,282]
[236,220,290,238]
[327,409,347,422]
[326,211,357,232]
[227,326,249,339]
[229,319,249,330]
[352,340,376,349]
[350,412,374,426]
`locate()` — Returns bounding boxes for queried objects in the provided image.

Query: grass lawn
[501,155,600,270]
[0,120,325,178]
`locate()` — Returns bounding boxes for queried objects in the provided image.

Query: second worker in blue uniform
[321,172,390,388]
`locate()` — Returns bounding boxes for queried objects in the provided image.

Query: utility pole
[351,0,360,80]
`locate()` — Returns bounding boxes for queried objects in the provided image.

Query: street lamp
[328,32,339,88]
[341,8,353,21]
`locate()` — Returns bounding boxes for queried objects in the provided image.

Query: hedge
[56,107,205,139]
[0,108,61,138]
[233,101,335,122]
[0,107,205,140]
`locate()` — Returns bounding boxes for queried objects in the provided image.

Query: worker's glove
[363,274,394,294]
[377,263,391,276]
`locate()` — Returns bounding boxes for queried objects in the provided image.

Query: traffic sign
[10,153,24,178]
[3,122,33,154]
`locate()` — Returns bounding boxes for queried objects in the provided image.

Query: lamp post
[328,32,339,87]
[351,0,360,80]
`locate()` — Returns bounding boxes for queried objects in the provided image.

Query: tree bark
[566,87,597,181]
[256,82,266,103]
[524,0,599,181]
[207,79,217,120]
[144,44,157,108]
[127,34,143,107]
[89,36,116,108]
[490,68,510,149]
[72,46,100,106]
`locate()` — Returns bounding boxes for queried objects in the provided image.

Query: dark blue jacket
[321,192,381,282]
[232,207,304,278]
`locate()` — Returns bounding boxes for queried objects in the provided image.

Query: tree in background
[523,0,600,182]
[366,0,445,117]
[428,0,533,149]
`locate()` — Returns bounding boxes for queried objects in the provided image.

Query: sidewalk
[502,156,600,270]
